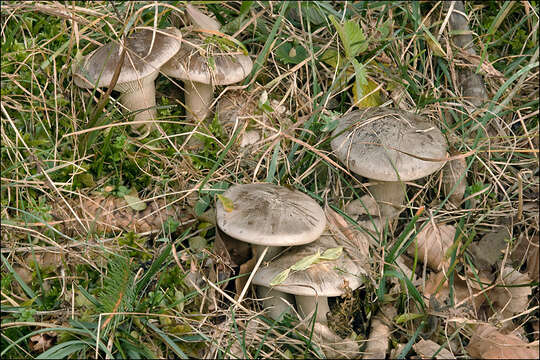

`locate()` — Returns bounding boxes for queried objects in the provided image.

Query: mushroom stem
[256,286,295,321]
[295,295,331,324]
[369,181,405,219]
[118,71,159,134]
[254,245,283,262]
[184,80,213,123]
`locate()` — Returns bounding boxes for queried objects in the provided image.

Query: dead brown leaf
[526,235,539,282]
[413,339,455,359]
[442,157,467,207]
[424,271,487,311]
[235,255,257,300]
[469,226,511,276]
[29,332,56,353]
[326,205,371,261]
[363,304,397,359]
[406,222,456,271]
[466,324,539,359]
[490,267,532,318]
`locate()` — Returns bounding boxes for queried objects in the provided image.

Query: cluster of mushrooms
[214,108,448,357]
[73,4,450,357]
[73,5,253,136]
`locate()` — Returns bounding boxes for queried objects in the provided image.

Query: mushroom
[252,234,364,323]
[161,40,253,123]
[74,28,182,134]
[185,4,221,32]
[215,183,326,319]
[252,233,364,358]
[331,107,447,219]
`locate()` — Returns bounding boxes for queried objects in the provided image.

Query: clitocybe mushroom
[74,28,182,134]
[252,233,364,358]
[252,234,363,324]
[161,40,253,123]
[215,183,326,319]
[331,107,447,219]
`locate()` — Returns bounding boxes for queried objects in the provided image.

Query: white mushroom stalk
[116,71,159,133]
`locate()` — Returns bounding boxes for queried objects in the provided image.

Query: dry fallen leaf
[235,255,257,300]
[469,226,511,275]
[406,222,456,271]
[490,267,532,318]
[442,157,467,207]
[526,235,539,282]
[29,332,56,353]
[363,304,397,359]
[424,271,487,311]
[413,339,455,359]
[466,324,539,359]
[50,195,187,234]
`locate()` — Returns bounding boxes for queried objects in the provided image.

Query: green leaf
[352,78,382,108]
[343,20,368,58]
[291,251,321,271]
[329,16,368,59]
[124,189,147,211]
[320,111,341,132]
[395,312,425,324]
[217,194,234,212]
[319,246,343,261]
[189,236,207,250]
[275,41,309,64]
[194,196,210,216]
[270,268,291,286]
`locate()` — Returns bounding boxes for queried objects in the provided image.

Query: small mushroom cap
[186,4,221,31]
[331,108,448,182]
[74,27,182,90]
[252,234,363,296]
[161,40,253,85]
[216,183,326,247]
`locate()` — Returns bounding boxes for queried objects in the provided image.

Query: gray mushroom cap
[216,183,326,247]
[252,234,363,296]
[331,108,448,182]
[161,40,253,85]
[74,27,182,90]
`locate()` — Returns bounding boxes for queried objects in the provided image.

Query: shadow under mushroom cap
[331,108,448,182]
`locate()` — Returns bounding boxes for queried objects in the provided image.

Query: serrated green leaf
[319,246,343,261]
[343,20,368,58]
[291,251,321,271]
[76,173,95,187]
[124,190,147,211]
[217,194,234,212]
[270,268,291,286]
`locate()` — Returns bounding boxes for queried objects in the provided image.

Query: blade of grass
[244,2,289,89]
[144,319,188,359]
